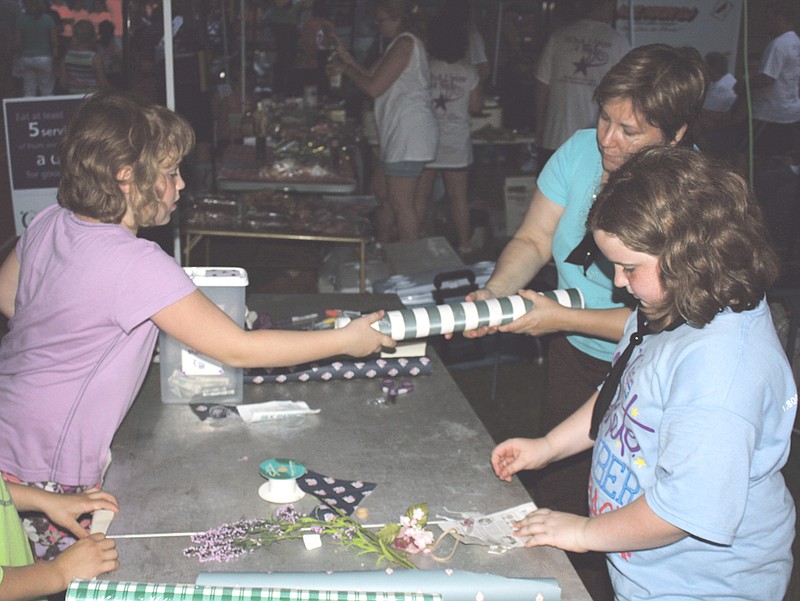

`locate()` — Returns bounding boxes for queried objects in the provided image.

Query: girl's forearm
[0,563,66,601]
[542,392,597,462]
[581,495,686,552]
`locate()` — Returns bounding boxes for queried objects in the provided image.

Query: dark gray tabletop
[101,294,591,600]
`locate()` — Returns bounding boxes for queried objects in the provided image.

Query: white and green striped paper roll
[337,289,584,341]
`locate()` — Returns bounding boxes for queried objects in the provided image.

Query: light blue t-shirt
[537,128,630,361]
[591,300,797,600]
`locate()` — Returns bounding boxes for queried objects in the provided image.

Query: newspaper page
[435,501,537,550]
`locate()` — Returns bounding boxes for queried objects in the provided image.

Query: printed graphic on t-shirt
[564,36,615,79]
[589,351,650,559]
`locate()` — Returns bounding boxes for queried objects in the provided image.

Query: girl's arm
[0,249,20,319]
[0,535,118,601]
[492,391,597,481]
[7,484,119,539]
[151,290,394,368]
[338,35,413,98]
[515,495,686,553]
[481,188,563,299]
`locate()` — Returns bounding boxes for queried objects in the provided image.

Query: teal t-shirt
[15,13,55,58]
[536,128,631,361]
[0,478,35,585]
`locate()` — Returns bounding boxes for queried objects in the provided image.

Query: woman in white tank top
[328,0,438,242]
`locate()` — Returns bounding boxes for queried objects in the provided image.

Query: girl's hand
[52,533,119,583]
[491,437,554,482]
[498,289,568,337]
[513,508,591,553]
[341,310,395,356]
[42,488,120,539]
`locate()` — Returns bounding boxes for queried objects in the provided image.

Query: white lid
[183,267,249,287]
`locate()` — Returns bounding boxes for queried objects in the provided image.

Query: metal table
[182,228,369,293]
[102,294,591,600]
[216,143,358,194]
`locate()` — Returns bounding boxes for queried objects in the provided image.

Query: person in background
[434,0,490,86]
[0,0,22,98]
[534,0,630,169]
[492,147,795,601]
[735,0,800,157]
[328,0,437,242]
[60,18,109,94]
[696,51,738,159]
[294,0,337,97]
[416,9,483,257]
[14,0,58,97]
[50,0,73,58]
[87,0,111,34]
[460,44,708,601]
[0,480,119,599]
[0,91,393,561]
[268,0,310,96]
[96,19,123,88]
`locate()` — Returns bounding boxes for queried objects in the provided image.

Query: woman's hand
[498,289,569,337]
[491,437,556,482]
[332,35,355,66]
[325,58,345,76]
[514,508,591,552]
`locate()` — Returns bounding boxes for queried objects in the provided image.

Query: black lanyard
[589,308,685,440]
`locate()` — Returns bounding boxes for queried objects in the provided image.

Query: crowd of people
[8,0,122,97]
[0,2,799,601]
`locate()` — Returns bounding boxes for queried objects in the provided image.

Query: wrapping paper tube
[67,580,441,601]
[245,357,432,384]
[196,570,560,601]
[336,289,584,341]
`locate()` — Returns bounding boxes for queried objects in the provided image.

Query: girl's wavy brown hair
[587,147,779,330]
[57,91,194,227]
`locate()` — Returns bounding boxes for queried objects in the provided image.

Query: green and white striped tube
[337,289,584,341]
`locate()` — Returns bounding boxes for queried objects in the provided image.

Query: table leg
[359,240,366,293]
[183,233,206,266]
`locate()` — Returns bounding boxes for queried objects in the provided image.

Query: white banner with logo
[617,0,743,68]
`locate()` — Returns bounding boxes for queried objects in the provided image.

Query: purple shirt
[0,205,196,485]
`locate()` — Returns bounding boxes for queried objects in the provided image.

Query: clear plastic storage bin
[159,267,249,404]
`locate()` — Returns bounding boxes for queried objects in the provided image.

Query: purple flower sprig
[183,504,419,569]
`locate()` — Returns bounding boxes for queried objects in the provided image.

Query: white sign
[617,0,743,68]
[3,95,84,236]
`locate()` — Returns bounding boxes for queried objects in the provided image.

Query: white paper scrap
[435,502,536,550]
[303,533,322,550]
[237,400,320,424]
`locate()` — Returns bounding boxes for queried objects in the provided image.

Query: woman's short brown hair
[587,146,779,330]
[57,91,195,227]
[594,44,708,145]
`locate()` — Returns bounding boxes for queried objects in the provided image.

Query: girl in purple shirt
[0,91,394,562]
